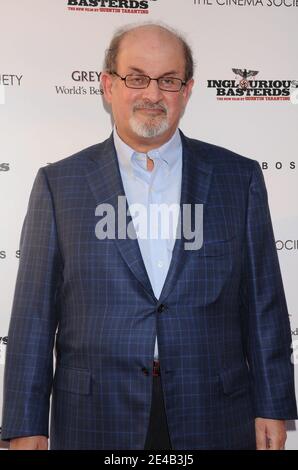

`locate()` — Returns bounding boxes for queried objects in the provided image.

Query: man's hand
[255,418,287,450]
[9,436,48,450]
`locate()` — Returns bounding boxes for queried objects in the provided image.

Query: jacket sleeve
[1,168,63,440]
[241,160,297,420]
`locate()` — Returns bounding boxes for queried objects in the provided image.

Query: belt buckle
[153,360,160,377]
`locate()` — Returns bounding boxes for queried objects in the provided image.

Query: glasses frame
[111,71,187,92]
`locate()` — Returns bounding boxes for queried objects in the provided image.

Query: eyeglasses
[111,71,187,92]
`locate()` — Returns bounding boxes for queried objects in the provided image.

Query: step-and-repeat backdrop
[1,0,297,449]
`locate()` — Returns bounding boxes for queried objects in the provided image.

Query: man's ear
[100,72,113,103]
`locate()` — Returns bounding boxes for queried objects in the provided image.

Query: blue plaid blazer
[2,131,297,449]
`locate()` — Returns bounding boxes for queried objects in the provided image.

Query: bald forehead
[117,25,185,72]
[120,25,183,53]
[121,25,182,45]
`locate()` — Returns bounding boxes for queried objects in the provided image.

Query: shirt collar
[113,125,182,178]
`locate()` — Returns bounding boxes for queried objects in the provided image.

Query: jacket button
[157,304,166,313]
[142,367,149,376]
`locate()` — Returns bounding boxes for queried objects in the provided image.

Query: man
[1,23,297,450]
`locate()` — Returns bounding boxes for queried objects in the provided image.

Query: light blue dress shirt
[113,127,182,359]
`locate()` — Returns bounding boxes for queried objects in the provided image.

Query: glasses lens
[126,75,149,88]
[158,77,182,91]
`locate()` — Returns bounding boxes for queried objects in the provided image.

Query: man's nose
[141,79,163,102]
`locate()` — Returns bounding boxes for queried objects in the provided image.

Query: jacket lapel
[84,131,213,303]
[159,131,213,302]
[85,134,155,300]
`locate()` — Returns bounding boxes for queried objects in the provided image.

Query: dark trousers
[144,364,172,450]
[143,365,256,450]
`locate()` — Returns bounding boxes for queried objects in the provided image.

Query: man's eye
[130,76,146,85]
[160,78,175,86]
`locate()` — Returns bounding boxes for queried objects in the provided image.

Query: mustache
[133,101,168,114]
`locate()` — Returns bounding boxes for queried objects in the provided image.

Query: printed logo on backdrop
[0,336,8,365]
[290,80,298,103]
[292,326,298,336]
[276,240,298,251]
[55,70,101,96]
[289,317,298,366]
[0,250,20,260]
[193,0,298,8]
[291,329,298,365]
[0,74,22,86]
[261,161,295,171]
[0,163,10,172]
[207,68,298,102]
[0,74,23,105]
[66,0,157,14]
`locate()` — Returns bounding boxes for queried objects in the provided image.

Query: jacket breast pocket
[191,236,236,307]
[53,366,91,395]
[197,235,237,257]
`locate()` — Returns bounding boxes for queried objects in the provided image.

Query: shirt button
[157,260,164,268]
[157,304,166,313]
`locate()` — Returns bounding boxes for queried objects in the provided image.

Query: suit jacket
[2,131,297,449]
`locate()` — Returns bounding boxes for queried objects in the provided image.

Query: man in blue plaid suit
[2,23,297,450]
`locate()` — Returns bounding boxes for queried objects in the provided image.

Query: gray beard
[129,102,170,139]
[129,113,170,138]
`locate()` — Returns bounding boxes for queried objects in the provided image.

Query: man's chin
[133,128,167,139]
[129,118,169,139]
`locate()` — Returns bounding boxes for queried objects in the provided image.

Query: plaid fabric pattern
[1,131,297,449]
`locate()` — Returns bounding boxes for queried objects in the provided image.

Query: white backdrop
[0,0,297,449]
